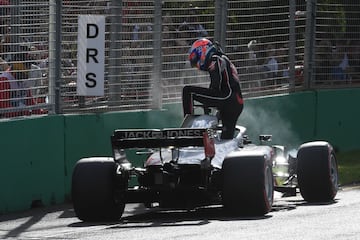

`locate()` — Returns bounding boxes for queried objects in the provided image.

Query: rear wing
[111,128,215,163]
[111,128,212,149]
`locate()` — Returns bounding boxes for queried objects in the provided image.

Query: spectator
[176,22,193,47]
[188,6,208,38]
[276,44,289,79]
[26,45,47,102]
[132,22,140,41]
[331,40,349,82]
[261,44,278,87]
[263,44,278,79]
[315,40,332,84]
[247,40,258,67]
[174,22,194,72]
[176,5,208,42]
[245,39,262,87]
[0,56,8,71]
[0,51,45,117]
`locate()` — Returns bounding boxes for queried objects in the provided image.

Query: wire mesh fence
[226,0,308,98]
[314,1,360,86]
[0,0,49,118]
[0,0,359,119]
[161,1,214,103]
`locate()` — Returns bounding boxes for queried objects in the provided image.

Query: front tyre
[72,157,126,222]
[222,153,274,216]
[297,141,338,202]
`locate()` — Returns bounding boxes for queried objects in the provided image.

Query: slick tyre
[297,141,338,202]
[72,157,125,222]
[222,154,274,216]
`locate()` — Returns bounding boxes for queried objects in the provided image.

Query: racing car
[71,104,339,221]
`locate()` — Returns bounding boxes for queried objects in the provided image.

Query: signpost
[77,15,105,96]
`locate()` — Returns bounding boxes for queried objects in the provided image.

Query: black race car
[72,105,338,221]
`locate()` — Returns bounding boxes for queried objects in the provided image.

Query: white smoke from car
[240,104,301,149]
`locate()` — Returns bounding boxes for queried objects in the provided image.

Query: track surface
[1,186,359,240]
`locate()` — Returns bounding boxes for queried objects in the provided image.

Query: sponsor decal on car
[115,128,207,139]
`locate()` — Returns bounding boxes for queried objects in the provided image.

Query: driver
[182,38,244,139]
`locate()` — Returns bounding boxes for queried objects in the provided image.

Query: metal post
[48,0,61,114]
[151,0,162,109]
[9,0,21,58]
[55,1,62,113]
[289,0,296,91]
[108,0,122,106]
[304,0,317,89]
[214,0,227,48]
[221,0,228,48]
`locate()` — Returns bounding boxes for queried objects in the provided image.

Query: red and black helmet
[189,38,216,71]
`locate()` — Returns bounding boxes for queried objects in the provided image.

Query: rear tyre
[72,157,126,222]
[297,141,338,202]
[222,154,274,216]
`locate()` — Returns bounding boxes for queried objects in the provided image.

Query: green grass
[337,150,360,186]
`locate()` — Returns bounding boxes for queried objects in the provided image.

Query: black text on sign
[77,15,105,96]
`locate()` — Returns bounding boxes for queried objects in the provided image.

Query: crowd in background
[315,39,360,84]
[0,0,49,117]
[0,0,359,118]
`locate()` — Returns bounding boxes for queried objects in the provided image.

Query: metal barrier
[0,0,359,119]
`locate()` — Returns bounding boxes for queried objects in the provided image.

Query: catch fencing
[0,0,359,118]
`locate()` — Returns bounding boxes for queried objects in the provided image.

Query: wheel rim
[330,154,339,192]
[264,165,274,206]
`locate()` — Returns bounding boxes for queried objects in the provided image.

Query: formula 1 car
[71,104,339,222]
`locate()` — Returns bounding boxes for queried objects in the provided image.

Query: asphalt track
[0,186,359,240]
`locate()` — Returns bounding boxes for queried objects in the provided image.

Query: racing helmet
[189,38,216,71]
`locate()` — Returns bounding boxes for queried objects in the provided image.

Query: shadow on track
[0,204,74,239]
[69,205,272,229]
[68,196,338,228]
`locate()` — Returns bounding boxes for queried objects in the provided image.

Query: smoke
[240,104,301,149]
[145,103,184,129]
[150,72,162,110]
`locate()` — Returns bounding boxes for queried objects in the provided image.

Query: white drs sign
[77,15,105,96]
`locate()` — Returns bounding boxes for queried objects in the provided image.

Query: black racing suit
[182,53,244,139]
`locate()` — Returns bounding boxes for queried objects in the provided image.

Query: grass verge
[337,150,360,186]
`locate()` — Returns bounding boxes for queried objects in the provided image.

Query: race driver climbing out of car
[183,38,244,139]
